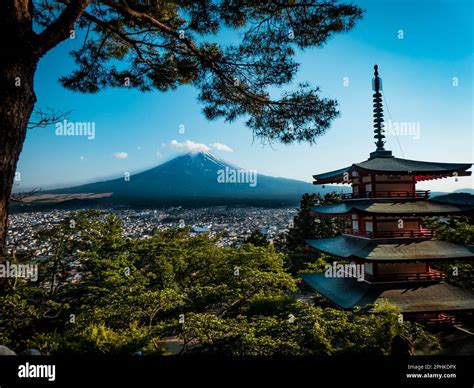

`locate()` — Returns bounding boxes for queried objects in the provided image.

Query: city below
[7,207,297,257]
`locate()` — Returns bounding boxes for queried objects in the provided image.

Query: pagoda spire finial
[373,64,385,150]
[369,65,393,159]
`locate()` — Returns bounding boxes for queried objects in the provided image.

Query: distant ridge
[431,192,474,206]
[25,152,349,207]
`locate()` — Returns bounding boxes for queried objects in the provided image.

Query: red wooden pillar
[371,174,376,196]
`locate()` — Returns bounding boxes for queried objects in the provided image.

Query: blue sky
[17,0,473,192]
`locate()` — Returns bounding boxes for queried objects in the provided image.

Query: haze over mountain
[39,152,347,207]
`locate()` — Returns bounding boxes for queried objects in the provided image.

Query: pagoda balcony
[365,269,446,283]
[344,228,435,239]
[341,190,430,200]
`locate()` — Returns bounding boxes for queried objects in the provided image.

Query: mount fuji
[30,152,349,207]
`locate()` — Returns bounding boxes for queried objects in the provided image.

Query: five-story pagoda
[301,65,474,322]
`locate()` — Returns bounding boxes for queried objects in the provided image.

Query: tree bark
[0,1,90,263]
[0,1,38,258]
[0,60,37,256]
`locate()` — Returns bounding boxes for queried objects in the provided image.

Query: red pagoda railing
[341,190,430,199]
[344,228,434,239]
[366,269,445,283]
[420,313,458,325]
[367,190,430,198]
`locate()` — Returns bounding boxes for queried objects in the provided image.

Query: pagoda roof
[313,157,471,184]
[312,166,351,181]
[310,199,474,216]
[305,236,474,261]
[300,273,474,312]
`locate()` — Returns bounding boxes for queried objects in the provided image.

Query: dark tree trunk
[0,59,37,256]
[0,0,88,263]
[0,1,38,258]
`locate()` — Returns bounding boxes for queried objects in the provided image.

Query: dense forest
[3,193,462,356]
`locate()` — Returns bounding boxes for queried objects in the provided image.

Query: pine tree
[284,192,345,252]
[243,229,269,247]
[0,1,363,255]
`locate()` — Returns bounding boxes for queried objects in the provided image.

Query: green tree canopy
[426,216,474,290]
[30,0,364,144]
[243,229,269,247]
[283,192,345,252]
[1,0,363,254]
[0,210,437,355]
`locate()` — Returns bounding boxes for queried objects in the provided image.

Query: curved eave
[312,158,472,185]
[353,157,472,174]
[353,166,472,182]
[305,236,474,262]
[353,166,472,175]
[414,171,471,182]
[312,166,351,185]
[310,200,474,217]
[311,209,474,217]
[310,198,474,216]
[300,274,474,313]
